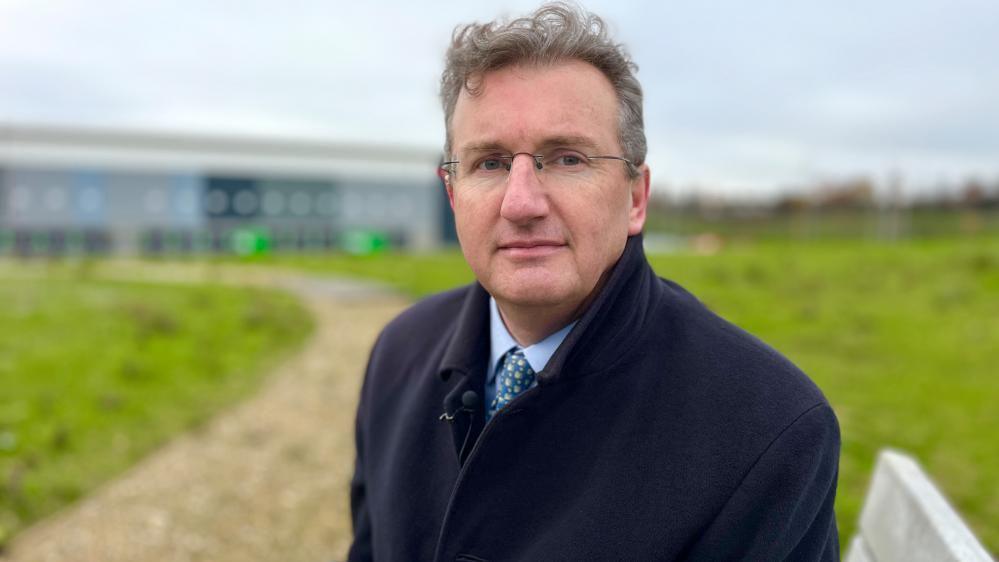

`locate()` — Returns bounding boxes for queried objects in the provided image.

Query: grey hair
[440,2,646,178]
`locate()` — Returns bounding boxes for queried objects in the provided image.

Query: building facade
[0,125,452,256]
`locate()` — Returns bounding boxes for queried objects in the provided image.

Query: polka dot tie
[489,348,536,418]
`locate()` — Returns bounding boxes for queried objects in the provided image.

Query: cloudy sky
[1,0,997,197]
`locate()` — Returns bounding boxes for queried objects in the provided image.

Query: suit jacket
[348,235,840,561]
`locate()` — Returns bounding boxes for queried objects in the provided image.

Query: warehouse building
[0,124,453,256]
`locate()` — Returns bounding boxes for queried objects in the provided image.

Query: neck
[495,270,610,347]
[496,302,574,347]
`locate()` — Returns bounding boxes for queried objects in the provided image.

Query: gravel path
[0,263,409,562]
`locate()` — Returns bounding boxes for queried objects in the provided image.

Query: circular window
[262,190,285,215]
[316,192,337,216]
[290,192,312,216]
[233,190,259,215]
[205,189,229,214]
[45,187,68,212]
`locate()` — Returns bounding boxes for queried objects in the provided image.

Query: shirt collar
[488,297,575,383]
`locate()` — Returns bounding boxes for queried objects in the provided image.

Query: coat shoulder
[654,277,834,426]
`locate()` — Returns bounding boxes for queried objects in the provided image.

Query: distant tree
[961,178,986,209]
[815,177,875,210]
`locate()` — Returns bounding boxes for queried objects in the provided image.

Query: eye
[548,150,587,168]
[476,157,507,172]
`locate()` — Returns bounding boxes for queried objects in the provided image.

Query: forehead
[451,60,620,152]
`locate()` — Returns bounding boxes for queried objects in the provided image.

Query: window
[45,187,68,212]
[205,189,229,214]
[289,191,312,216]
[316,191,338,216]
[233,190,259,215]
[262,190,285,216]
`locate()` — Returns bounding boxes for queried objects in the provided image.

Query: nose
[499,153,550,224]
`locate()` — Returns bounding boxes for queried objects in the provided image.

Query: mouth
[497,240,566,259]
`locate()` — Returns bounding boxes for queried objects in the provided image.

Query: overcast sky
[1,0,997,198]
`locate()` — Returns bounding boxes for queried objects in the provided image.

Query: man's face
[445,60,649,314]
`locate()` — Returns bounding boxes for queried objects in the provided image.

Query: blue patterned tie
[489,348,536,418]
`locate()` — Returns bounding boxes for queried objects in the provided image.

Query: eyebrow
[460,135,601,154]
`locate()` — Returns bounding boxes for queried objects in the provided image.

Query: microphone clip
[439,390,481,422]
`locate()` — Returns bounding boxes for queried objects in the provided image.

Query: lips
[497,240,566,258]
[499,240,564,249]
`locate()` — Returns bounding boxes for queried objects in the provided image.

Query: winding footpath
[0,262,409,562]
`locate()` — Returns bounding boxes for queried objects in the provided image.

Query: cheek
[559,192,631,266]
[452,194,496,255]
[454,195,483,228]
[560,190,630,240]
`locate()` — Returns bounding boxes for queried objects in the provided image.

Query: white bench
[845,449,994,562]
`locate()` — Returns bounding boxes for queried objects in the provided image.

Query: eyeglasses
[441,149,636,188]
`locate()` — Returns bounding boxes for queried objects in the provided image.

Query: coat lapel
[437,283,490,463]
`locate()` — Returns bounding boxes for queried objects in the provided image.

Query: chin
[489,274,580,309]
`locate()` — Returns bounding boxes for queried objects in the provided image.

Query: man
[348,4,840,561]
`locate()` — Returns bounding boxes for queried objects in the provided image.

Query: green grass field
[0,273,312,546]
[244,237,999,553]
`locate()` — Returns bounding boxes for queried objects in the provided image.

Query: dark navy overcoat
[348,235,840,561]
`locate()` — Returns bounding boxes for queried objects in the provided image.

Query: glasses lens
[453,148,622,188]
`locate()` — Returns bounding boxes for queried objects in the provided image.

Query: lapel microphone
[439,390,480,422]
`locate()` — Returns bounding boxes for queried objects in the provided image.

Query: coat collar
[437,281,491,383]
[437,233,660,385]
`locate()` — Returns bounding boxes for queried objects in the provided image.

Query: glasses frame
[440,151,636,178]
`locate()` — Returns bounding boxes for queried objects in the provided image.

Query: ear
[438,167,456,210]
[627,164,651,235]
